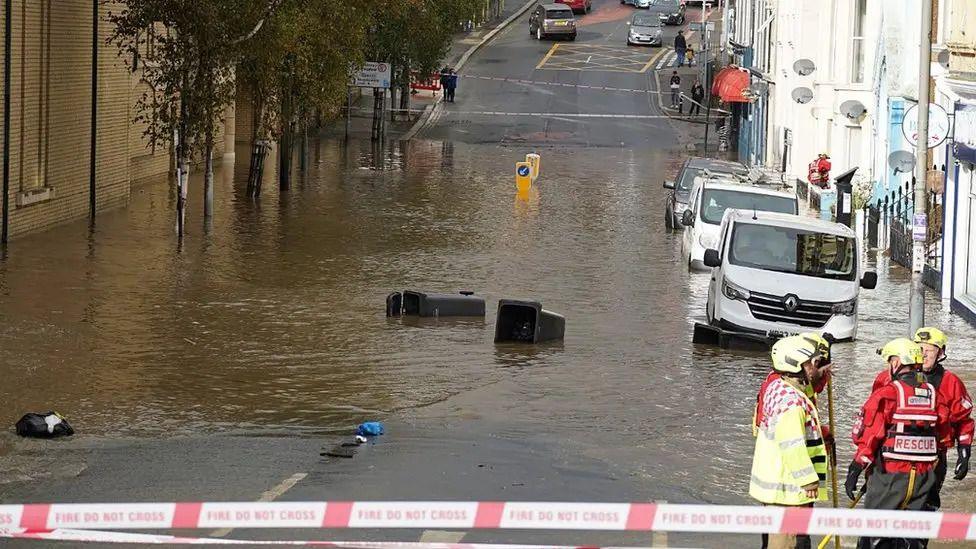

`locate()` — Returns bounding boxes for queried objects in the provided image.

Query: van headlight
[722,278,750,301]
[831,298,857,316]
[699,233,718,249]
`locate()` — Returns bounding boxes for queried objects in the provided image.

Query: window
[729,224,857,281]
[851,0,867,83]
[698,189,797,225]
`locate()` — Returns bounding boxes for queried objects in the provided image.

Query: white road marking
[210,472,308,538]
[586,55,592,63]
[464,74,665,95]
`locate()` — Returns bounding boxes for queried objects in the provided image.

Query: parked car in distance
[650,0,685,24]
[663,158,749,231]
[555,0,592,14]
[622,0,654,8]
[626,12,663,46]
[704,210,877,341]
[529,4,577,40]
[681,180,798,270]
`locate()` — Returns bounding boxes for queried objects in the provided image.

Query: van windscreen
[728,223,856,280]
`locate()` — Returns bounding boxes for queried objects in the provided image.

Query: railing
[865,178,943,281]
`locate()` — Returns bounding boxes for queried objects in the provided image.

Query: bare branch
[232,0,286,44]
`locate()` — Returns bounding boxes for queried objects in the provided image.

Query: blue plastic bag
[356,422,384,437]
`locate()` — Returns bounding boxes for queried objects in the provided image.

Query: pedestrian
[690,79,705,116]
[685,46,695,67]
[445,69,458,103]
[438,67,450,97]
[869,328,973,515]
[669,71,681,108]
[848,338,944,549]
[750,335,828,549]
[674,31,687,67]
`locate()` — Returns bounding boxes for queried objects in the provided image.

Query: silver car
[623,0,654,8]
[626,13,663,46]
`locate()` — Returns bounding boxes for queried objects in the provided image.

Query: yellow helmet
[914,327,948,349]
[800,332,831,364]
[771,335,819,374]
[878,338,923,366]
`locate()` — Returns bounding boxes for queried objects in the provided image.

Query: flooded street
[1,137,975,546]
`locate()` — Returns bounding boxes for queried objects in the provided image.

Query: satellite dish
[937,49,950,69]
[839,99,867,120]
[888,150,916,174]
[791,87,813,104]
[793,59,816,76]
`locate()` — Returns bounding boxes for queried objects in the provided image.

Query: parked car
[529,4,577,40]
[663,158,749,231]
[650,0,685,24]
[680,180,798,270]
[555,0,592,14]
[622,0,653,8]
[626,12,663,46]
[703,210,877,341]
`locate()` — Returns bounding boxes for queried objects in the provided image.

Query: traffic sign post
[515,162,532,193]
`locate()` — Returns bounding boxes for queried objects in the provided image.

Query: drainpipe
[2,0,11,244]
[88,0,97,220]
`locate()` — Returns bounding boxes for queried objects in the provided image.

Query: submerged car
[529,4,577,40]
[663,158,749,230]
[626,12,663,46]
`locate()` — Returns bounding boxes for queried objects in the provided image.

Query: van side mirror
[703,249,721,268]
[663,180,675,190]
[681,209,694,226]
[860,271,878,289]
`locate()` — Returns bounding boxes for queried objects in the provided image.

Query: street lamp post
[909,0,932,333]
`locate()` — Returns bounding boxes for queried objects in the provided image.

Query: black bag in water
[15,412,74,438]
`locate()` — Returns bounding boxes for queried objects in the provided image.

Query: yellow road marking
[535,43,561,69]
[640,48,668,73]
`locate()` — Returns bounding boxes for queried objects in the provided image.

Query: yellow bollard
[515,161,532,193]
[525,153,541,181]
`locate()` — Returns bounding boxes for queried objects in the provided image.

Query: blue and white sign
[517,165,531,177]
[352,62,392,89]
[954,102,976,164]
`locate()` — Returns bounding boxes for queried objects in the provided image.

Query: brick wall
[0,0,236,239]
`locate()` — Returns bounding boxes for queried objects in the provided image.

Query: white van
[680,180,798,270]
[703,210,877,341]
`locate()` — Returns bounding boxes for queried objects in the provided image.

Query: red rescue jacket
[871,365,974,449]
[852,375,948,473]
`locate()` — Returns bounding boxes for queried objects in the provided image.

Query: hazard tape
[0,528,689,548]
[0,502,973,540]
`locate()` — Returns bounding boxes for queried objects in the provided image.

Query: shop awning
[711,66,752,103]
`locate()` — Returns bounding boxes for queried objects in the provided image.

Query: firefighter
[751,335,828,549]
[868,328,973,511]
[848,338,945,548]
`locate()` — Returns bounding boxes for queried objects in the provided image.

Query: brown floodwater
[0,137,974,528]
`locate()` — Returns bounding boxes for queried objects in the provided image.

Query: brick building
[0,1,234,241]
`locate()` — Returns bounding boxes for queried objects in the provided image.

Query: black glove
[845,462,864,500]
[954,445,971,481]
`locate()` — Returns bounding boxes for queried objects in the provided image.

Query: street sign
[688,22,715,32]
[913,213,927,242]
[902,103,951,149]
[352,62,392,89]
[515,162,532,193]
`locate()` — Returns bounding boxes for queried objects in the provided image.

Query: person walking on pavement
[690,79,705,116]
[445,69,458,103]
[674,31,687,67]
[685,45,695,67]
[438,67,450,97]
[669,71,681,109]
[869,328,973,515]
[848,339,945,549]
[750,335,828,549]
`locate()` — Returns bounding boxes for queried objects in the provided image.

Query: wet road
[1,1,976,548]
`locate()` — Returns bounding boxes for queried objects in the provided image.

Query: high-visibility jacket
[750,376,828,505]
[754,370,830,436]
[871,365,974,449]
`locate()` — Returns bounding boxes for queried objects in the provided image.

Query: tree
[108,0,281,236]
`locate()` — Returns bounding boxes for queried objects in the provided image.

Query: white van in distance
[703,210,877,341]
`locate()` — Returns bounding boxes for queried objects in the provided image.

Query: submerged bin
[494,299,565,343]
[387,290,486,317]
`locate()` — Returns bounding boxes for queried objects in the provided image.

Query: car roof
[727,210,856,237]
[684,157,748,173]
[542,3,572,10]
[697,180,795,199]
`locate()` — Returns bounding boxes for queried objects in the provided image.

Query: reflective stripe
[792,467,816,479]
[750,475,802,494]
[893,413,939,421]
[779,437,805,450]
[882,451,939,462]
